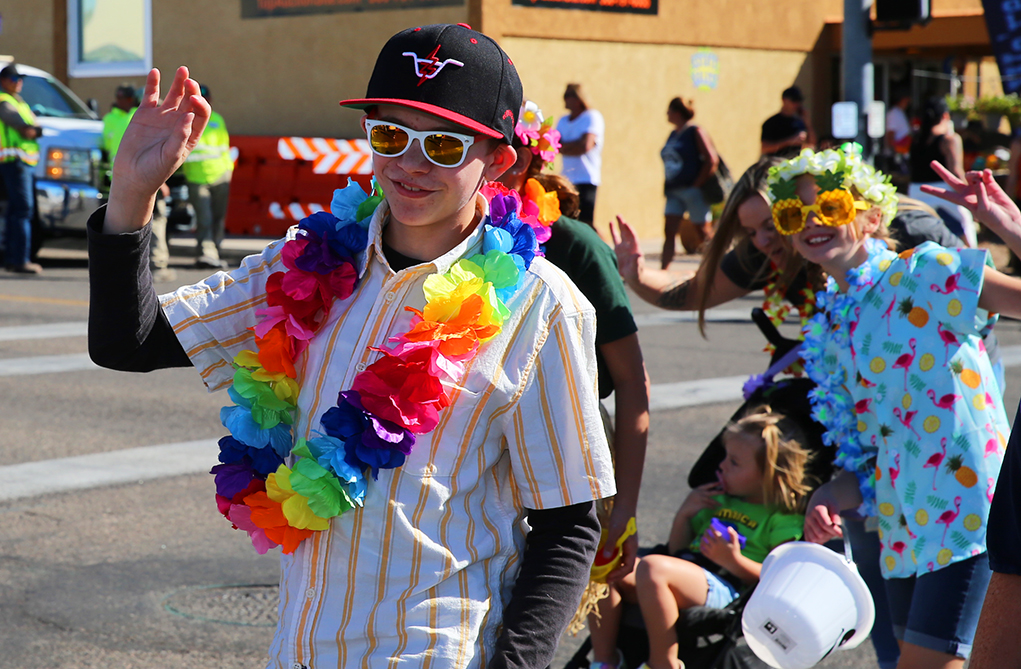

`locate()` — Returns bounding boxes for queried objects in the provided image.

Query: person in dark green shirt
[499,102,649,588]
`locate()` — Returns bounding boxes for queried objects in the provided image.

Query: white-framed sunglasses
[364,119,477,168]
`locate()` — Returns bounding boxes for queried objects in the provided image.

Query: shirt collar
[359,194,490,278]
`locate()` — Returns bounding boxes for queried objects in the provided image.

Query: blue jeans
[844,517,901,669]
[0,160,34,267]
[884,552,991,659]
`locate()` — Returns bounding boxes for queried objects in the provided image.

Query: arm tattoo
[657,280,692,310]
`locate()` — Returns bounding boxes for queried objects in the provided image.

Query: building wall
[0,0,58,72]
[479,0,842,53]
[505,36,812,239]
[65,2,468,138]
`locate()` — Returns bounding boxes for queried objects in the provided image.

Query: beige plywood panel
[67,2,468,135]
[0,1,57,73]
[503,36,810,242]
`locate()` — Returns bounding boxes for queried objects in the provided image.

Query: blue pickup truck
[0,61,105,256]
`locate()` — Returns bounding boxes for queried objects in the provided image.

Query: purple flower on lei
[217,435,284,477]
[296,212,368,273]
[320,390,416,478]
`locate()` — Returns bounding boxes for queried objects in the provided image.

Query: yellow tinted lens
[776,206,804,234]
[369,124,409,155]
[423,133,466,166]
[819,197,853,226]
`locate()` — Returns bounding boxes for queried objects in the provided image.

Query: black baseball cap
[340,24,522,144]
[782,85,804,102]
[0,64,22,81]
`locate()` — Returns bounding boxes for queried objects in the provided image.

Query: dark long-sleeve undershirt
[86,206,601,668]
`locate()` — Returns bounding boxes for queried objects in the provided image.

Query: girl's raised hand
[106,67,211,234]
[919,161,1021,239]
[609,215,644,283]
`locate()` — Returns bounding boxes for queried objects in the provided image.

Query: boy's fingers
[141,69,161,108]
[161,66,191,111]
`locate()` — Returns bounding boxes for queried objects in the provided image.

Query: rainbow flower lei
[800,238,889,517]
[211,179,549,554]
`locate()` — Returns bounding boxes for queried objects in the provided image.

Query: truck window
[21,74,97,120]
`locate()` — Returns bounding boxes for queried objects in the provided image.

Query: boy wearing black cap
[87,24,613,669]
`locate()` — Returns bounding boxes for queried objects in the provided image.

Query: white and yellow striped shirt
[161,200,615,668]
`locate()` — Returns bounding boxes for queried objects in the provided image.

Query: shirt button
[355,362,367,372]
[384,291,396,302]
[293,664,307,669]
[305,588,315,598]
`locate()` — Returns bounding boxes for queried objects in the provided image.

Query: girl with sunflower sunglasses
[791,148,1021,669]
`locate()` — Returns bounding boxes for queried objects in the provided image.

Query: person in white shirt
[885,91,912,157]
[557,83,604,225]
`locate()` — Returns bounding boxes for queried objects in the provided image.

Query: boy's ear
[509,146,533,175]
[483,142,519,181]
[359,114,369,133]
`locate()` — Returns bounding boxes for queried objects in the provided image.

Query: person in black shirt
[760,86,814,157]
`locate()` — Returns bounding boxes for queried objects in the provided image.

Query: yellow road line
[0,293,89,307]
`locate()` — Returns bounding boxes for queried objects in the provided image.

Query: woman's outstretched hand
[106,66,211,234]
[919,161,1021,241]
[609,216,644,283]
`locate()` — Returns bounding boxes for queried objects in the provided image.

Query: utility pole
[843,0,874,153]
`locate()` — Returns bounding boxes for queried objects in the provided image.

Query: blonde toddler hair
[725,406,813,513]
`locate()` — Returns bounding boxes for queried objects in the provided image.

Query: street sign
[867,101,887,138]
[832,101,859,139]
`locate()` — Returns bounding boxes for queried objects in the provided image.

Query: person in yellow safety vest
[0,64,43,274]
[103,84,176,282]
[183,84,232,269]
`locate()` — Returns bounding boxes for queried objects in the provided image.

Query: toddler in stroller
[584,405,815,669]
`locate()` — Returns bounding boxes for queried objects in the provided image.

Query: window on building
[68,0,152,78]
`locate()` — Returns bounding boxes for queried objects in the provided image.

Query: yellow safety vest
[0,92,40,166]
[183,111,232,184]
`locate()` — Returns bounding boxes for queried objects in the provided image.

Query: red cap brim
[339,98,504,140]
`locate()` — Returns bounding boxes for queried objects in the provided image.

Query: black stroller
[565,309,837,669]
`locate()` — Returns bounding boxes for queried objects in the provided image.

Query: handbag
[700,156,733,205]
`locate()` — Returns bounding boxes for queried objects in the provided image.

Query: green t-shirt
[541,215,638,398]
[689,494,804,564]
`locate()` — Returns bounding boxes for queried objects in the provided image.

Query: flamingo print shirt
[823,241,1005,579]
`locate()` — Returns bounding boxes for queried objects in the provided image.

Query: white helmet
[742,542,875,669]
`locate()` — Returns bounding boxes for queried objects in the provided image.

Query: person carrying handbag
[660,97,721,265]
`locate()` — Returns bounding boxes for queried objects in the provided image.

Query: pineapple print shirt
[825,241,1006,579]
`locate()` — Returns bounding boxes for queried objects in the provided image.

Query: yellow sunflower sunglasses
[772,188,871,236]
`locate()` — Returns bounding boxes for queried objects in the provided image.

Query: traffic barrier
[225,135,373,238]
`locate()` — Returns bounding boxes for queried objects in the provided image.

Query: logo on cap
[403,45,464,87]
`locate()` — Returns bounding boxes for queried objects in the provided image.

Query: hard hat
[742,542,875,669]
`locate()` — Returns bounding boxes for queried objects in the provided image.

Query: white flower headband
[515,101,561,167]
[767,147,899,224]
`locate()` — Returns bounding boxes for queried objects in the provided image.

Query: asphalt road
[3,236,1020,669]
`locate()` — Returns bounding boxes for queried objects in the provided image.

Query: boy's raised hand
[106,67,211,234]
